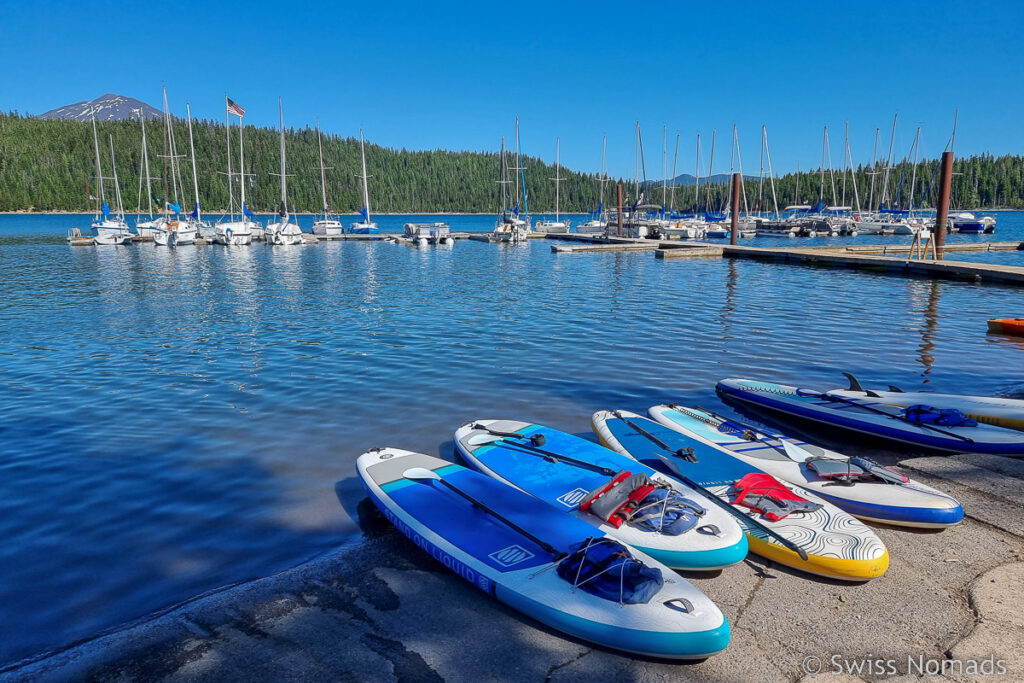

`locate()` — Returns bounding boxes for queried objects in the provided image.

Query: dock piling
[934,150,954,260]
[730,172,740,245]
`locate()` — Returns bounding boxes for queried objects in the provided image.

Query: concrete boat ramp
[4,454,1024,682]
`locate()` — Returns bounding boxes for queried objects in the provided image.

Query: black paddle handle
[491,440,619,477]
[672,472,809,561]
[434,478,566,560]
[810,391,974,443]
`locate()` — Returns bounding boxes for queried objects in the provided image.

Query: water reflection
[916,279,941,383]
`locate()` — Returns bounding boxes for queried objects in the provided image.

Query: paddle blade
[780,439,814,463]
[403,467,442,482]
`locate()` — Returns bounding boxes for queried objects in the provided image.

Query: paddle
[403,467,566,560]
[470,423,618,476]
[671,404,816,463]
[611,410,697,462]
[609,415,810,561]
[797,388,976,443]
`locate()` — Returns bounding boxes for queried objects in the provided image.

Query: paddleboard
[591,410,890,582]
[826,374,1024,433]
[717,378,1024,456]
[648,404,963,528]
[453,420,748,571]
[357,447,729,659]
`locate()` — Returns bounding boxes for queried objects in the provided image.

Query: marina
[6,0,1024,676]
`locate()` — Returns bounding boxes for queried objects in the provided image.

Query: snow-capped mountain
[35,94,160,122]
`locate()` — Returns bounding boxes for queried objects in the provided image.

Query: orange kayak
[988,318,1024,336]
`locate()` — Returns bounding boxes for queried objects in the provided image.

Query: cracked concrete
[3,455,1023,683]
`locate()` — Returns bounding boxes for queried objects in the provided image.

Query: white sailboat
[265,97,305,246]
[534,138,570,233]
[350,129,379,234]
[312,121,345,236]
[492,135,521,242]
[153,87,197,247]
[133,111,158,238]
[90,118,133,246]
[577,135,608,234]
[215,97,256,245]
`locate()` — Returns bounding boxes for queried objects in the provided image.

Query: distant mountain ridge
[35,94,160,122]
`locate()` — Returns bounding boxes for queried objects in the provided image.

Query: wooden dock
[720,244,1024,285]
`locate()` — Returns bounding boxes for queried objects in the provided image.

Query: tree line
[1,112,1020,213]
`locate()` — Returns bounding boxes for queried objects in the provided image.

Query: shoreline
[4,455,1024,681]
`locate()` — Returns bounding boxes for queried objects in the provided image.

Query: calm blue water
[0,212,1022,665]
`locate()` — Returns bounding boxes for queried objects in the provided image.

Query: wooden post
[616,183,623,237]
[730,172,740,245]
[934,150,954,260]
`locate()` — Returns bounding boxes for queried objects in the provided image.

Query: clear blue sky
[2,0,1022,178]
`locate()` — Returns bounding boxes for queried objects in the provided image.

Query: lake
[0,211,1021,665]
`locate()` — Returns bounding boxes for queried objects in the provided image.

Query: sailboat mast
[819,126,826,204]
[555,138,560,222]
[515,117,527,218]
[317,121,329,218]
[908,126,921,210]
[498,135,507,214]
[661,124,667,210]
[868,127,880,210]
[238,111,246,215]
[161,87,170,214]
[634,121,639,200]
[848,134,862,212]
[763,126,780,219]
[694,134,701,210]
[91,117,105,211]
[705,129,716,211]
[359,129,371,222]
[842,122,849,206]
[225,97,234,219]
[513,120,521,209]
[881,113,898,208]
[600,134,607,211]
[735,125,749,215]
[142,115,153,218]
[279,97,288,216]
[826,127,838,206]
[109,135,124,218]
[135,112,145,217]
[670,132,679,212]
[186,102,201,222]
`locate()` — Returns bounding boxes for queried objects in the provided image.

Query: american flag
[226,98,245,117]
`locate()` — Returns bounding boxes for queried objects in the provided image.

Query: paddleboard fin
[843,372,865,392]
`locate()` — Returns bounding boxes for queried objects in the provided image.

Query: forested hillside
[1,112,1021,213]
[0,113,609,213]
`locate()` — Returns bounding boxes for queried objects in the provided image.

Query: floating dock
[716,244,1024,285]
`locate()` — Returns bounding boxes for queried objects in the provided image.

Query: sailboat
[152,87,197,247]
[349,130,379,234]
[577,135,608,234]
[215,96,256,245]
[133,111,158,238]
[89,117,133,246]
[491,135,520,242]
[534,138,570,233]
[312,122,345,235]
[265,97,305,246]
